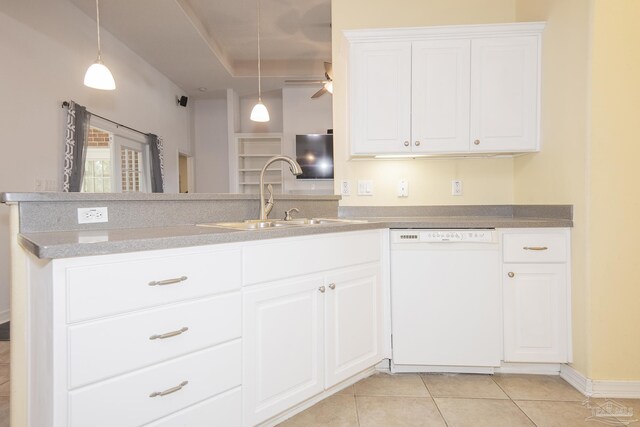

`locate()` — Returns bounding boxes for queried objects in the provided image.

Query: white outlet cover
[398,179,409,197]
[451,180,463,196]
[341,180,351,196]
[77,207,109,224]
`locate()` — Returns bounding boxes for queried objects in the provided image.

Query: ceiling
[69,0,332,98]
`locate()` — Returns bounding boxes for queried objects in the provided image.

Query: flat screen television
[295,134,334,180]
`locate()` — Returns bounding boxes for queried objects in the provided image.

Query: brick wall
[88,127,111,147]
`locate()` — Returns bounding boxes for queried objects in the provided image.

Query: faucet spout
[259,155,302,221]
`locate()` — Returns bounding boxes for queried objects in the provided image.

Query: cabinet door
[350,42,412,155]
[412,40,471,153]
[470,36,539,152]
[503,264,568,363]
[325,264,382,387]
[243,275,325,426]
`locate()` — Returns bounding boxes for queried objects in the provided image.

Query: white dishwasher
[390,229,501,373]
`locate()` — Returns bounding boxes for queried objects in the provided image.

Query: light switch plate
[341,180,351,196]
[357,180,374,196]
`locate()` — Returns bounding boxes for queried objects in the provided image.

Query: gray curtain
[146,133,165,193]
[63,101,91,192]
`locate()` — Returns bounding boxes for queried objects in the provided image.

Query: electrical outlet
[451,180,463,196]
[398,179,409,197]
[341,180,351,196]
[357,180,374,196]
[77,207,109,224]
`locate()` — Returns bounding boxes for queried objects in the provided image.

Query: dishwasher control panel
[392,229,496,243]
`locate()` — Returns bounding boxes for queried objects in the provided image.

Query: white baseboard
[561,364,640,398]
[0,309,9,324]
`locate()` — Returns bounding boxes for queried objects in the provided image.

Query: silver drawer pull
[149,327,189,340]
[523,246,548,251]
[149,380,188,398]
[328,283,336,290]
[148,276,187,286]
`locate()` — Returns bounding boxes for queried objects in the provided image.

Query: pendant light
[250,0,269,122]
[84,0,116,90]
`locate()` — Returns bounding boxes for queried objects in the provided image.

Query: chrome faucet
[259,156,303,221]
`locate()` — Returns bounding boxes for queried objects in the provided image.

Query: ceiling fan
[285,62,334,99]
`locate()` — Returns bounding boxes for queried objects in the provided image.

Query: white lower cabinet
[243,263,382,426]
[503,263,568,363]
[27,244,244,427]
[502,229,571,363]
[242,275,326,426]
[325,265,382,386]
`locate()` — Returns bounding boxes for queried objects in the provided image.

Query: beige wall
[331,0,516,206]
[513,0,592,377]
[515,0,640,381]
[588,0,640,381]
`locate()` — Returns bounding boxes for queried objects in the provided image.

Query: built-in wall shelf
[232,133,283,194]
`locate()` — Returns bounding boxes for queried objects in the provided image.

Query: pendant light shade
[84,0,116,90]
[250,101,270,122]
[84,60,116,90]
[250,0,269,122]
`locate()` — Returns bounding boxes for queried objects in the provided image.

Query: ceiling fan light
[250,101,270,122]
[84,60,116,90]
[324,81,333,94]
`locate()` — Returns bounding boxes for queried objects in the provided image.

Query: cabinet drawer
[144,387,241,427]
[69,340,241,427]
[69,293,241,388]
[503,233,567,263]
[66,249,241,322]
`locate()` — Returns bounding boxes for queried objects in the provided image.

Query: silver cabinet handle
[415,141,420,146]
[149,327,189,340]
[328,283,336,290]
[149,380,188,398]
[474,139,480,145]
[148,276,187,286]
[523,246,548,251]
[403,141,410,147]
[508,272,515,278]
[319,286,326,293]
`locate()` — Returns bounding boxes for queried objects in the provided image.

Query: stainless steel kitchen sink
[273,218,367,226]
[197,218,366,231]
[197,220,297,230]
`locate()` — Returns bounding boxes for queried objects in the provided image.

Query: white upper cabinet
[346,23,545,156]
[350,42,412,154]
[470,37,539,152]
[412,40,471,153]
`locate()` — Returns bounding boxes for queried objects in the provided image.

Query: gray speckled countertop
[19,215,571,259]
[5,194,571,259]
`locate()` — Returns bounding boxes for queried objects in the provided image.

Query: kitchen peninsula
[2,193,572,426]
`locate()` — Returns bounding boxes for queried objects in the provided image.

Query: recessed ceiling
[69,0,332,98]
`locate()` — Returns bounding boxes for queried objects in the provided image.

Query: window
[81,118,151,193]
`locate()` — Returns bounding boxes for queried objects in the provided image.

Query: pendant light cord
[256,0,262,101]
[95,0,102,61]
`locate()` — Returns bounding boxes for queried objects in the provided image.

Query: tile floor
[0,341,8,427]
[279,372,640,427]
